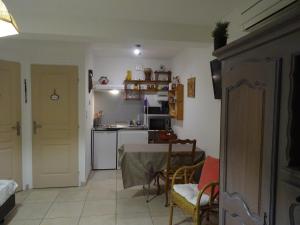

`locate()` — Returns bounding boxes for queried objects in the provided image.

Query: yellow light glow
[109,89,120,95]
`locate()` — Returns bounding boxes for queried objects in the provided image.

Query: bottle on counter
[93,111,103,127]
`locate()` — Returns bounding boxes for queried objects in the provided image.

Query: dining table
[118,143,205,201]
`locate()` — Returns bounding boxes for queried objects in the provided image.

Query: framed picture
[187,77,196,98]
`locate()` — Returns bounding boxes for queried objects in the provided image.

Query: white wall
[171,46,221,157]
[223,7,249,43]
[93,56,172,87]
[0,39,89,189]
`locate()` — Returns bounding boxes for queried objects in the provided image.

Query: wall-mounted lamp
[0,0,19,37]
[133,44,142,56]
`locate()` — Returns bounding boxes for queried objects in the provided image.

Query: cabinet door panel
[220,59,281,225]
[94,131,117,169]
[276,181,300,225]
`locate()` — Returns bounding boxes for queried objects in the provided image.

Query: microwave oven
[144,114,171,130]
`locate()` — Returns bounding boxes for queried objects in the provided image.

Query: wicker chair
[156,139,197,206]
[169,159,219,225]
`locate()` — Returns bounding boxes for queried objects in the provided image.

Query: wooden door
[32,65,78,188]
[0,60,22,189]
[220,59,281,225]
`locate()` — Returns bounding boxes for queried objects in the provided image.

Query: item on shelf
[133,84,139,90]
[99,76,109,85]
[123,75,172,100]
[172,76,180,85]
[126,70,132,80]
[162,86,169,91]
[160,65,166,71]
[144,68,152,81]
[154,71,172,82]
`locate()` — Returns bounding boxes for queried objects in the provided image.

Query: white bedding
[0,180,18,206]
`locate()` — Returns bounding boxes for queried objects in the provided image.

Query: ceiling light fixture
[133,44,142,56]
[0,0,19,37]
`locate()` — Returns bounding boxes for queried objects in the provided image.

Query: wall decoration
[88,69,93,93]
[50,89,60,101]
[187,77,196,98]
[98,76,109,85]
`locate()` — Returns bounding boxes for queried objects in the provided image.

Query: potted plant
[212,21,229,50]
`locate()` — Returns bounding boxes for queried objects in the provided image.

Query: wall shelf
[168,84,183,120]
[124,77,171,100]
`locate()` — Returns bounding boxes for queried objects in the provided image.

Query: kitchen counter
[93,125,148,131]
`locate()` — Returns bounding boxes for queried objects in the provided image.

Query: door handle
[33,121,42,134]
[11,121,21,136]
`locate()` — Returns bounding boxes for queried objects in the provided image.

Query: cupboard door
[93,131,117,170]
[220,59,281,225]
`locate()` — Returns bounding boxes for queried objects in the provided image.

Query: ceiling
[3,0,240,58]
[6,0,238,26]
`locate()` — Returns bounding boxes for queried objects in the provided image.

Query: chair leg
[165,178,169,207]
[156,175,161,195]
[169,203,174,225]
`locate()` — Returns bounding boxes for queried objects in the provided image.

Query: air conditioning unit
[241,0,297,31]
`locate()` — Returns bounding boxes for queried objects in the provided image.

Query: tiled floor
[3,170,218,225]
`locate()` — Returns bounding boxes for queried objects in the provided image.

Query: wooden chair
[156,139,197,206]
[169,157,219,225]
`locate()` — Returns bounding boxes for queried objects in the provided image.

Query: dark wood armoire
[214,4,300,225]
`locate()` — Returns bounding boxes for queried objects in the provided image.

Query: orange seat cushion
[197,156,219,195]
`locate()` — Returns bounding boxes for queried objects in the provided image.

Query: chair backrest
[166,139,197,173]
[197,156,220,195]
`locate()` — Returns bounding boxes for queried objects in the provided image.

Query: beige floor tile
[45,202,84,219]
[25,190,59,203]
[82,200,116,217]
[78,215,116,225]
[117,198,149,215]
[90,171,117,180]
[116,186,145,199]
[15,191,31,204]
[116,180,124,191]
[40,217,80,225]
[147,195,183,216]
[13,202,51,220]
[5,170,215,225]
[116,170,122,179]
[5,219,42,225]
[152,215,193,225]
[86,180,116,191]
[116,213,153,225]
[55,190,88,202]
[86,189,116,201]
